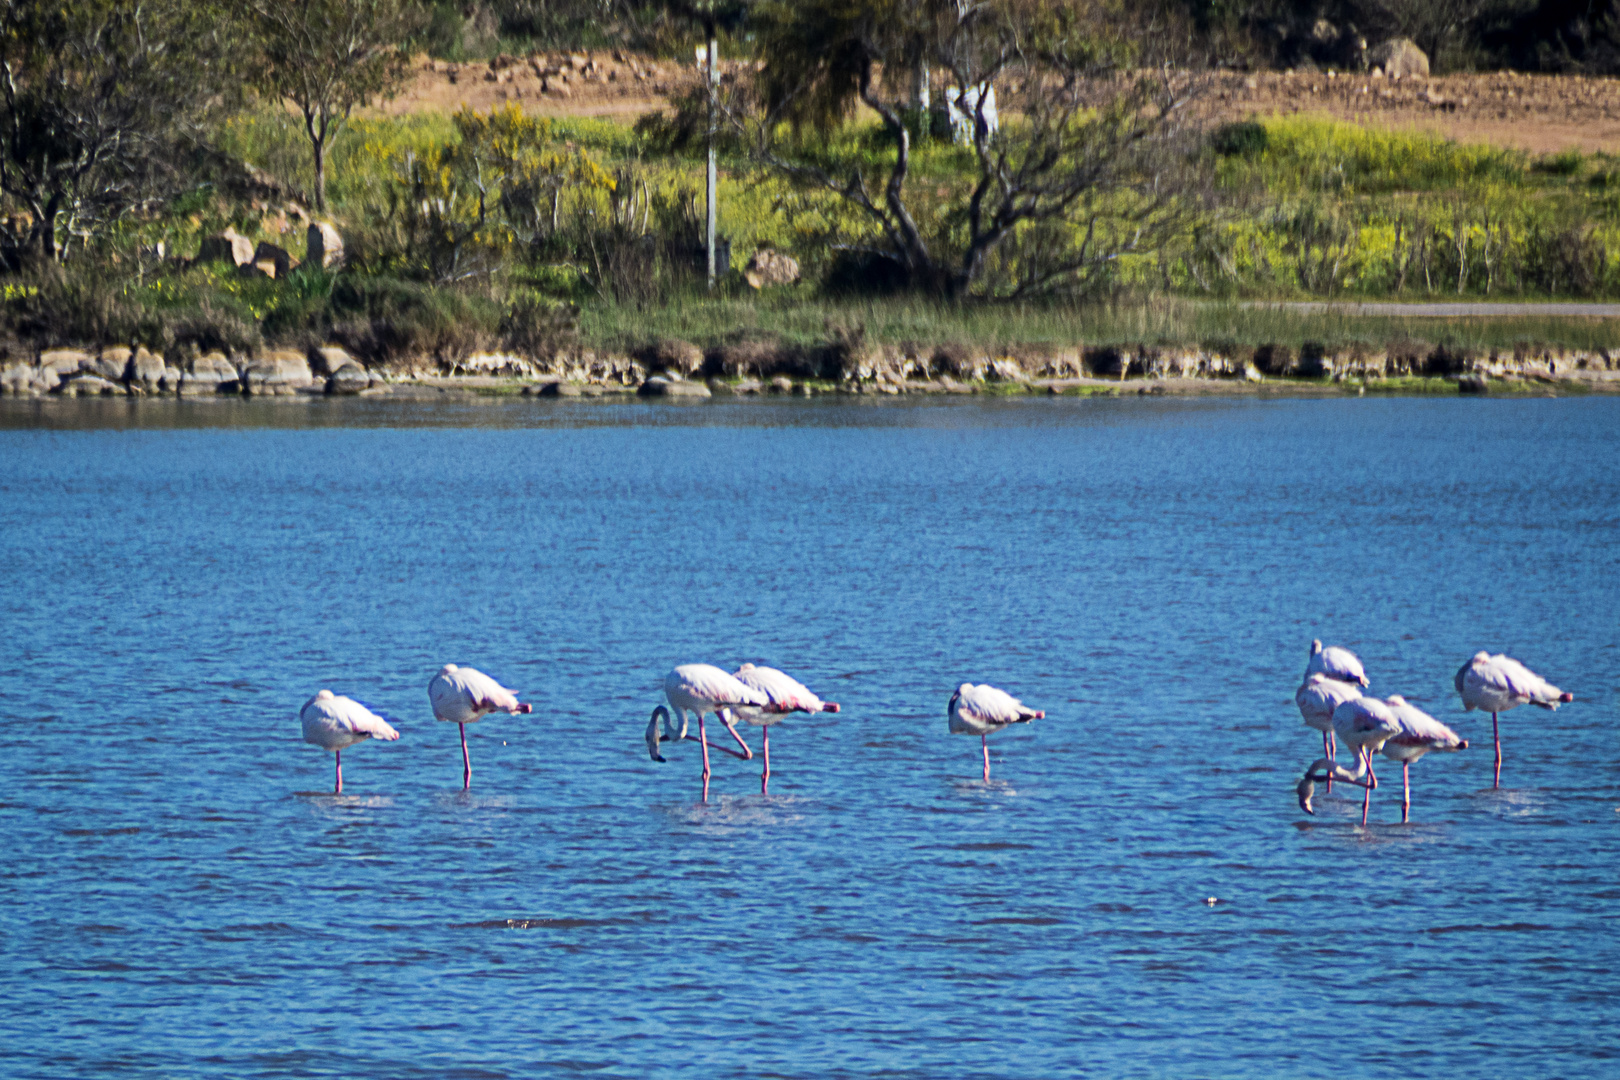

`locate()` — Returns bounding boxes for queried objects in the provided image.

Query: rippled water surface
[2,395,1618,1078]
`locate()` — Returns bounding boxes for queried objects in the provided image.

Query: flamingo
[948,683,1043,782]
[1296,672,1363,791]
[427,664,532,790]
[1455,651,1572,788]
[300,690,400,794]
[1305,639,1369,687]
[1380,695,1468,823]
[727,663,841,793]
[1296,696,1401,825]
[645,664,774,800]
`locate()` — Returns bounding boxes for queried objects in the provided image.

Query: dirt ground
[383,52,1620,154]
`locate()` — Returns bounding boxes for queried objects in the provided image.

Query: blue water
[2,395,1617,1079]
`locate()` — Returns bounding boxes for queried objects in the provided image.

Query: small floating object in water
[1205,897,1219,906]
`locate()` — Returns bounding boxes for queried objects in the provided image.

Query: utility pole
[705,15,718,290]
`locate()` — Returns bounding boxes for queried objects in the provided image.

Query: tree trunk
[312,137,327,213]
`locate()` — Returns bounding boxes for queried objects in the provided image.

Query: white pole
[706,26,718,290]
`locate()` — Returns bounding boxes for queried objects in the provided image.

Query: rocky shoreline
[4,338,1619,402]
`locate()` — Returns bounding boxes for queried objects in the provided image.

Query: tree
[700,0,1206,299]
[245,0,420,213]
[0,0,235,264]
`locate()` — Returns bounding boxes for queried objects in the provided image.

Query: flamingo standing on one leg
[728,663,840,793]
[1380,695,1468,823]
[645,664,773,801]
[1296,672,1363,792]
[948,683,1043,783]
[1305,639,1370,687]
[300,690,400,794]
[1455,651,1572,788]
[428,664,532,790]
[1297,696,1401,825]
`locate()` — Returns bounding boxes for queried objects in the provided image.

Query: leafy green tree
[244,0,421,213]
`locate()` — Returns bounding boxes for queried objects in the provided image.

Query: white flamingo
[645,664,774,800]
[1296,672,1363,790]
[428,664,532,790]
[300,690,400,794]
[1296,696,1402,825]
[948,683,1044,782]
[1305,639,1369,687]
[1380,695,1468,822]
[728,663,841,793]
[1455,651,1572,788]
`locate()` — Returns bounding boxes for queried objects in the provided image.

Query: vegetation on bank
[5,0,1620,375]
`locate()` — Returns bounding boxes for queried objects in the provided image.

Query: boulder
[197,227,255,267]
[92,347,132,381]
[306,221,344,269]
[128,347,166,390]
[0,362,32,394]
[161,365,184,391]
[743,249,801,289]
[58,375,120,397]
[1368,38,1428,79]
[253,241,296,278]
[637,376,711,398]
[38,349,93,376]
[1458,375,1488,395]
[243,350,313,395]
[770,376,794,393]
[309,345,356,378]
[325,363,371,395]
[182,353,239,395]
[535,380,583,397]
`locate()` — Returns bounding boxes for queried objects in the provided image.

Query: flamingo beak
[822,702,840,713]
[1459,740,1470,749]
[1297,776,1317,815]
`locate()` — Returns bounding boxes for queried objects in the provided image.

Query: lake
[2,394,1617,1078]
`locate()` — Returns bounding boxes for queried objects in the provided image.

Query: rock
[306,221,344,269]
[770,376,794,393]
[1368,38,1429,79]
[536,381,583,397]
[237,260,273,279]
[309,345,355,378]
[38,349,93,375]
[253,241,296,278]
[637,376,711,399]
[243,350,313,395]
[1458,375,1488,395]
[743,249,801,289]
[183,352,240,396]
[128,347,166,390]
[92,347,132,381]
[197,227,255,267]
[1243,363,1263,383]
[161,365,184,391]
[326,363,371,395]
[0,362,34,394]
[58,375,120,397]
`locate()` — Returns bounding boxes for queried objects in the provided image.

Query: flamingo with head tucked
[1305,639,1369,687]
[1455,651,1572,788]
[727,663,840,793]
[428,664,532,790]
[300,690,400,794]
[1296,672,1363,791]
[1297,696,1401,825]
[948,683,1043,782]
[645,664,775,800]
[1380,695,1467,822]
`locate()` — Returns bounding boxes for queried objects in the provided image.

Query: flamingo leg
[721,709,753,759]
[698,713,711,802]
[1366,753,1378,791]
[334,750,343,795]
[460,723,471,791]
[982,734,991,783]
[1323,730,1334,793]
[1492,712,1501,788]
[761,726,771,794]
[1402,761,1411,823]
[1360,749,1372,826]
